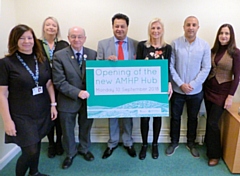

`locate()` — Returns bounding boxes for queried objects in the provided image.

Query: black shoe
[124,145,136,157]
[28,172,49,176]
[186,143,200,158]
[152,143,159,159]
[47,145,56,158]
[139,145,148,160]
[79,151,94,161]
[102,146,118,159]
[56,143,64,155]
[62,155,76,169]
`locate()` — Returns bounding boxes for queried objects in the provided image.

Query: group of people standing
[0,13,239,176]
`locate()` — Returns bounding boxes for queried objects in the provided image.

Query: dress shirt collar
[183,36,198,44]
[71,46,83,56]
[114,36,128,44]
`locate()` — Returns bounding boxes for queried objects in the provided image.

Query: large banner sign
[86,60,169,118]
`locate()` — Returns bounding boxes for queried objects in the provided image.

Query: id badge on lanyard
[32,86,43,96]
[16,53,43,96]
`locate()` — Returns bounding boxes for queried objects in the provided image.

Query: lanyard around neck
[16,53,39,87]
[43,39,55,61]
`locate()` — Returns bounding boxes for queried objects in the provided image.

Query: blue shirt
[114,37,129,60]
[170,36,211,95]
[71,46,83,59]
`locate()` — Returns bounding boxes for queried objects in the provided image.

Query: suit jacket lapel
[81,47,87,79]
[66,47,82,77]
[110,37,116,56]
[128,38,134,60]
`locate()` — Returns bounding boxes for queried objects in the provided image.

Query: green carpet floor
[0,143,238,176]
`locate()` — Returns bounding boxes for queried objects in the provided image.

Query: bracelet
[50,102,57,106]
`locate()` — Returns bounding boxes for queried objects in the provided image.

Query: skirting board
[40,128,206,144]
[88,128,206,144]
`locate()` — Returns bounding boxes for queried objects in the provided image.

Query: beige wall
[1,0,240,170]
[13,0,240,50]
[0,0,19,170]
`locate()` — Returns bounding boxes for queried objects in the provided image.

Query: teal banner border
[86,60,169,118]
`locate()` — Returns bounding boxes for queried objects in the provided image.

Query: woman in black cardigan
[39,17,69,158]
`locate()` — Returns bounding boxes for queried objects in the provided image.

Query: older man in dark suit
[52,26,96,169]
[97,13,138,159]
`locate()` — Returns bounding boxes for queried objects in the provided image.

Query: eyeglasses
[69,35,85,40]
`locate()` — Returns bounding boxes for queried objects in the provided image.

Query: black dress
[0,52,53,147]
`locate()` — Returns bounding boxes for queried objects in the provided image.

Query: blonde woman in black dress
[136,18,172,160]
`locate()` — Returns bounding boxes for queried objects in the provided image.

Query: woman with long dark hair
[204,24,240,166]
[0,24,57,176]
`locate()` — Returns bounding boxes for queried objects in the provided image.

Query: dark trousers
[59,101,93,157]
[47,117,62,146]
[204,99,224,159]
[170,91,203,144]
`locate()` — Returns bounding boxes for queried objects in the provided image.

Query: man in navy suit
[97,13,138,159]
[52,26,96,169]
